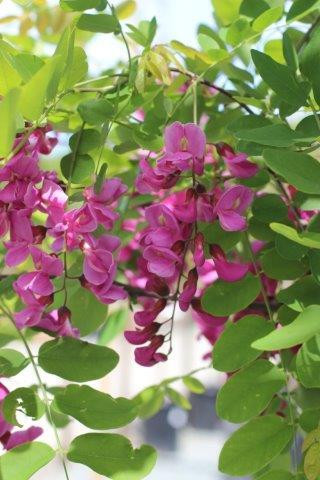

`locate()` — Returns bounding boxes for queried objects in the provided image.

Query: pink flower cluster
[124,122,256,366]
[0,126,127,333]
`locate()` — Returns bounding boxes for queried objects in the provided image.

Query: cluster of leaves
[2,0,320,479]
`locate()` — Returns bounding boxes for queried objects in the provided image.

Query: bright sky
[1,0,214,72]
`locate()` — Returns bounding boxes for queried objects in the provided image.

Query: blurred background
[0,0,248,478]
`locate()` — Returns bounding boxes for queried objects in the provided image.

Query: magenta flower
[135,157,178,193]
[2,426,43,451]
[134,335,167,367]
[143,245,182,277]
[210,244,249,282]
[193,232,205,267]
[142,204,181,247]
[163,121,206,174]
[191,298,227,345]
[124,322,161,345]
[179,269,198,312]
[214,185,253,231]
[134,298,167,327]
[38,307,79,337]
[84,178,127,230]
[218,143,259,179]
[5,209,33,266]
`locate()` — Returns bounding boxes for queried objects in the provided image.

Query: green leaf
[257,471,294,480]
[19,56,61,121]
[275,234,308,260]
[308,249,320,286]
[60,0,102,11]
[60,153,95,184]
[38,337,119,382]
[251,49,307,106]
[0,442,55,480]
[182,376,205,394]
[165,387,191,410]
[69,128,101,154]
[252,305,320,351]
[0,348,29,377]
[218,415,293,476]
[300,26,320,103]
[252,6,283,32]
[0,42,21,95]
[202,273,261,316]
[0,88,21,157]
[277,276,320,311]
[264,149,320,195]
[77,14,119,33]
[236,124,308,147]
[296,335,320,388]
[134,386,164,419]
[212,315,273,372]
[67,287,108,335]
[94,162,108,195]
[283,31,298,72]
[63,46,88,88]
[67,433,157,479]
[98,309,127,345]
[252,194,288,223]
[201,221,240,251]
[260,248,307,280]
[271,223,320,249]
[12,54,44,82]
[211,0,242,26]
[55,384,137,429]
[78,98,114,125]
[287,0,320,21]
[240,0,269,18]
[300,409,320,433]
[3,387,45,427]
[216,360,285,423]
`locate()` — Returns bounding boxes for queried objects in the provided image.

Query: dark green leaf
[252,194,288,223]
[251,49,307,106]
[296,335,320,387]
[216,360,285,423]
[277,275,320,311]
[219,415,292,476]
[213,315,273,372]
[287,0,320,20]
[38,337,119,382]
[94,163,108,195]
[67,433,157,479]
[283,31,298,72]
[60,153,95,183]
[260,248,307,280]
[202,273,261,316]
[3,387,45,427]
[69,128,101,153]
[258,471,294,480]
[78,98,114,124]
[263,149,320,194]
[55,384,137,429]
[275,234,308,260]
[67,287,108,336]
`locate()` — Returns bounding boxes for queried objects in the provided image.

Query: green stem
[244,232,298,473]
[0,302,70,480]
[193,80,198,124]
